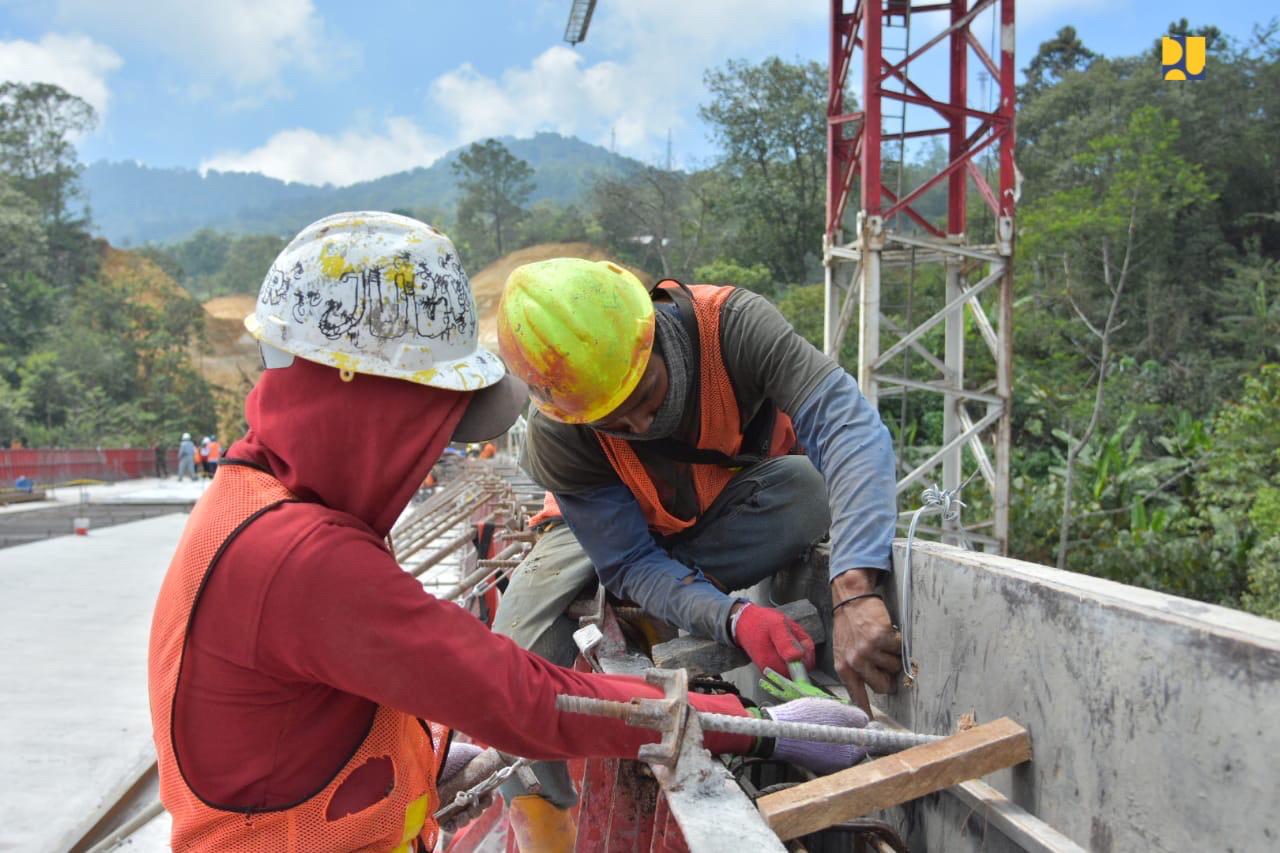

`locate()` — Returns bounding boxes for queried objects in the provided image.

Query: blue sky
[0,1,1273,186]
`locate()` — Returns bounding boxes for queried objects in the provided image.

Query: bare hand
[831,569,902,714]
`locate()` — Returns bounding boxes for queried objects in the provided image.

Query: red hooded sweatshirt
[173,357,750,813]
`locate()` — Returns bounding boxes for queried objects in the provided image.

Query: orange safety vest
[148,462,448,852]
[206,440,221,462]
[531,284,795,535]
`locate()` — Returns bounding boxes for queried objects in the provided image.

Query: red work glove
[730,603,816,674]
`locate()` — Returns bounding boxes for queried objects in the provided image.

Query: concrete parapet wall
[879,541,1280,852]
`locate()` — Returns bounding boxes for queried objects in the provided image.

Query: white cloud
[199,117,446,186]
[431,47,654,149]
[200,0,825,183]
[55,0,335,94]
[0,33,122,117]
[430,0,825,162]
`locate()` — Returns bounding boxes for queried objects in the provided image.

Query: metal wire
[900,469,980,685]
[434,757,531,821]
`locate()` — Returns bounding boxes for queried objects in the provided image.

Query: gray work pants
[492,455,831,806]
[493,454,831,656]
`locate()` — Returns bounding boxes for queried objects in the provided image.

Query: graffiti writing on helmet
[261,251,475,345]
[261,261,304,307]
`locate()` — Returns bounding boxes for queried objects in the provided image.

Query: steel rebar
[555,695,942,753]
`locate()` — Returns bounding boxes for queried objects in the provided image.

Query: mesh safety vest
[148,462,448,852]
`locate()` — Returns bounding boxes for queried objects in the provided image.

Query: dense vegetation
[2,19,1277,618]
[0,83,218,450]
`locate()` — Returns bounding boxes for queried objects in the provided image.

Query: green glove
[758,661,848,703]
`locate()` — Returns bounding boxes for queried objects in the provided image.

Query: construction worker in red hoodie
[147,212,872,853]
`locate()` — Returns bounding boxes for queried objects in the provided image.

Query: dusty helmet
[246,211,526,440]
[245,211,504,391]
[497,258,654,424]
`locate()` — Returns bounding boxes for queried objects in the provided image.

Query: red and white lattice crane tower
[824,0,1016,552]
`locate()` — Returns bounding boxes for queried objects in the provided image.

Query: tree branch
[1056,229,1132,570]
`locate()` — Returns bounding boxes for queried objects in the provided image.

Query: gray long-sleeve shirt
[522,289,897,643]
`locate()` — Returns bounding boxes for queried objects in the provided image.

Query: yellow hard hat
[497,258,654,424]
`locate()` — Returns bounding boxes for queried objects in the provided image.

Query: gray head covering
[597,307,692,442]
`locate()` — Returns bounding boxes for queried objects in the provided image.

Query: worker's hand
[761,697,870,774]
[436,743,492,833]
[759,662,846,703]
[831,569,901,715]
[731,602,816,675]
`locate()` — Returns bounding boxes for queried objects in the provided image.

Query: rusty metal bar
[555,696,941,753]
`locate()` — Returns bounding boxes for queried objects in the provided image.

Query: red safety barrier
[0,447,181,486]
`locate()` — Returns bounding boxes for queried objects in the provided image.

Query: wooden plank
[860,699,1083,852]
[860,696,1090,850]
[756,717,1031,841]
[797,674,1083,851]
[650,600,825,674]
[949,778,1085,853]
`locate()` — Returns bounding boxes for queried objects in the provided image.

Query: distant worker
[176,432,196,481]
[154,442,168,479]
[205,434,221,477]
[479,441,498,459]
[147,213,870,853]
[198,436,210,478]
[496,259,902,709]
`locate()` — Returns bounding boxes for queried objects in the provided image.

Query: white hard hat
[246,211,525,440]
[182,432,191,440]
[246,211,504,390]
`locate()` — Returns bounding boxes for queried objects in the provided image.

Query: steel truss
[823,0,1016,552]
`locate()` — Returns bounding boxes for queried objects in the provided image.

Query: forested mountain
[81,132,642,245]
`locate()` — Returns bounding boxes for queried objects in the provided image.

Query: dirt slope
[100,246,190,306]
[197,294,261,391]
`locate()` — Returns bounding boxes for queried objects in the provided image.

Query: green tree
[0,82,94,225]
[693,259,774,295]
[515,200,592,247]
[1200,365,1280,618]
[1020,26,1096,97]
[592,166,720,278]
[0,82,101,290]
[145,231,287,298]
[1022,106,1211,569]
[452,139,535,262]
[700,57,827,282]
[0,177,47,279]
